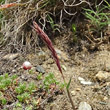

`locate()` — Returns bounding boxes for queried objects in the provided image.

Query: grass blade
[66,77,72,90]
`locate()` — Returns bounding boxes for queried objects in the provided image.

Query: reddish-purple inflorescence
[33,21,64,80]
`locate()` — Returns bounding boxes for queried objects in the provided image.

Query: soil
[0,30,110,110]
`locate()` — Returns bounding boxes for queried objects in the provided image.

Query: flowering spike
[33,21,64,80]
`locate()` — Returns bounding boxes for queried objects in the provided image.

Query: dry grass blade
[0,3,21,10]
[33,21,65,80]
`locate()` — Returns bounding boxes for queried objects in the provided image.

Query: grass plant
[83,5,110,33]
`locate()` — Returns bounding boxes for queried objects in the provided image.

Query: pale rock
[38,51,46,61]
[78,77,85,81]
[76,88,81,91]
[2,53,19,60]
[12,69,16,73]
[78,77,93,85]
[61,65,67,71]
[78,102,92,110]
[71,91,76,96]
[95,71,110,81]
[80,80,93,85]
[36,65,45,74]
[103,96,108,101]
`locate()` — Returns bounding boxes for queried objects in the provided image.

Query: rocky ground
[0,32,110,110]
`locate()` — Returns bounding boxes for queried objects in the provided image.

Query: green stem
[66,89,76,110]
[63,78,76,110]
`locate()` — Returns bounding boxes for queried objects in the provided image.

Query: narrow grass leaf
[66,77,72,90]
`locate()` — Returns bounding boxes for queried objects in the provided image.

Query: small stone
[78,102,92,110]
[2,53,19,60]
[78,77,85,81]
[76,88,81,91]
[78,77,93,85]
[103,96,108,101]
[95,71,110,81]
[61,65,67,71]
[80,80,93,85]
[14,64,18,68]
[36,65,45,74]
[47,59,54,64]
[12,69,16,73]
[71,91,76,96]
[38,51,46,60]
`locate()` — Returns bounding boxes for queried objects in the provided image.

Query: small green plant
[15,83,27,94]
[83,5,110,33]
[0,74,18,106]
[27,82,36,94]
[25,105,33,110]
[11,74,18,80]
[72,24,77,34]
[0,91,7,105]
[71,24,78,42]
[104,0,110,8]
[0,73,17,90]
[16,102,22,108]
[36,73,43,80]
[28,69,34,74]
[15,81,37,103]
[32,98,39,106]
[17,92,30,102]
[47,14,60,32]
[0,0,5,3]
[13,102,22,110]
[1,98,7,105]
[0,73,38,108]
[43,73,59,91]
[59,82,67,90]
